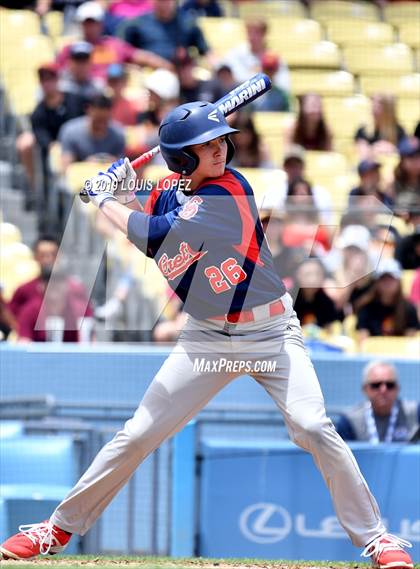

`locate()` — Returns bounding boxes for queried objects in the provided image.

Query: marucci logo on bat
[218,78,267,115]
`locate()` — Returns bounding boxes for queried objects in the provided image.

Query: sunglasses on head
[368,381,397,390]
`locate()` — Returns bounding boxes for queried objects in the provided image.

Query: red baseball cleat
[362,533,414,569]
[0,520,71,560]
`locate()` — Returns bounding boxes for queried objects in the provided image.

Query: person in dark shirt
[395,210,420,269]
[59,41,103,103]
[121,0,209,63]
[354,94,406,161]
[348,160,394,210]
[180,0,223,17]
[336,360,420,443]
[292,258,344,328]
[175,48,225,104]
[356,258,419,339]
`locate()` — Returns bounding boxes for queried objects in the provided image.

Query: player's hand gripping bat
[79,72,272,203]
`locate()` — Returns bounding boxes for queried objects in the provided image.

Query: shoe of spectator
[362,533,413,568]
[0,520,71,560]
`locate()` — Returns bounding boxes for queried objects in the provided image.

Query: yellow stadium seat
[359,73,420,97]
[53,34,79,52]
[401,270,416,297]
[266,18,322,48]
[1,259,39,301]
[416,48,420,72]
[277,41,341,69]
[398,22,420,49]
[238,1,306,19]
[290,70,355,96]
[397,98,420,133]
[360,335,420,358]
[326,20,394,47]
[330,172,359,212]
[263,135,287,168]
[142,165,171,183]
[0,9,40,42]
[198,17,246,57]
[253,112,295,137]
[384,2,420,25]
[304,151,349,192]
[44,10,64,39]
[323,95,372,139]
[0,222,22,246]
[310,0,379,22]
[65,162,106,195]
[343,44,414,75]
[2,35,54,76]
[237,168,287,203]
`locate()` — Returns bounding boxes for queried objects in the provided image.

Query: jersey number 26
[204,258,247,294]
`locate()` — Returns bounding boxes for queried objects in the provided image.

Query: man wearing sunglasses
[336,360,419,443]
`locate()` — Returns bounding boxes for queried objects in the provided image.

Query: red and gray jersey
[127,167,285,319]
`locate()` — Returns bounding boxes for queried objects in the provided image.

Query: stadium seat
[290,70,355,96]
[0,9,40,42]
[44,10,64,39]
[398,22,420,50]
[343,44,414,75]
[142,164,171,182]
[237,0,306,19]
[266,18,322,49]
[383,2,420,25]
[401,270,415,297]
[330,172,359,212]
[198,17,246,57]
[397,98,420,133]
[0,222,22,245]
[277,41,341,69]
[304,151,348,185]
[238,168,287,203]
[310,0,379,22]
[360,336,420,358]
[323,94,371,139]
[253,112,295,138]
[65,161,107,195]
[325,20,394,47]
[359,73,420,98]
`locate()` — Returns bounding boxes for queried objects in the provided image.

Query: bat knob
[79,191,90,204]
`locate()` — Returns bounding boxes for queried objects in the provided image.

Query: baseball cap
[336,225,371,250]
[70,41,93,59]
[261,51,280,73]
[375,258,402,280]
[398,137,420,158]
[357,160,380,176]
[38,62,59,78]
[145,69,180,100]
[283,144,306,164]
[76,1,104,22]
[107,63,126,80]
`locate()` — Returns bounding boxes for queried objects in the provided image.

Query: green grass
[0,557,419,569]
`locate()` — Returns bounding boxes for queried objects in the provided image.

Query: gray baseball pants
[51,293,386,548]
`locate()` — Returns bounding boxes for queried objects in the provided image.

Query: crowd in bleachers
[0,0,419,348]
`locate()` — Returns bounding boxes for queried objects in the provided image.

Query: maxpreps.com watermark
[193,358,277,373]
[84,177,192,193]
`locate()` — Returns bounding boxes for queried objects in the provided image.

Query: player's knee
[288,411,331,446]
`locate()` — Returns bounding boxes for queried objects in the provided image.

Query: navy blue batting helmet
[158,101,238,175]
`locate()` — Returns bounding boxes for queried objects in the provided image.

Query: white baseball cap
[76,2,105,22]
[336,225,371,250]
[375,258,402,280]
[145,69,180,100]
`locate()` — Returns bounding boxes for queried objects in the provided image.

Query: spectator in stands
[409,269,420,321]
[59,94,125,172]
[354,94,406,161]
[222,19,290,95]
[414,121,420,143]
[285,93,332,151]
[324,225,375,313]
[103,0,153,36]
[16,63,86,208]
[175,48,226,104]
[395,210,420,270]
[348,160,393,210]
[260,210,306,291]
[126,69,180,161]
[336,360,420,443]
[56,1,172,81]
[388,138,420,212]
[285,177,319,224]
[260,145,333,225]
[292,258,344,329]
[251,52,289,112]
[370,224,398,262]
[8,235,93,343]
[181,0,223,17]
[355,258,419,339]
[229,112,272,168]
[106,64,139,127]
[59,42,103,102]
[121,0,210,64]
[152,291,187,343]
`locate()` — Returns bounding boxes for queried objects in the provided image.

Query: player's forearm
[100,200,132,235]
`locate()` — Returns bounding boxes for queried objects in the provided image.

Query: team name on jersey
[158,242,208,281]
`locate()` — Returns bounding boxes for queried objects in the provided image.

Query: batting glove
[109,157,138,205]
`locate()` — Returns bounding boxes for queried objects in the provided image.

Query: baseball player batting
[0,79,413,568]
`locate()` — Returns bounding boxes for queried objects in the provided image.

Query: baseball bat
[79,73,271,202]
